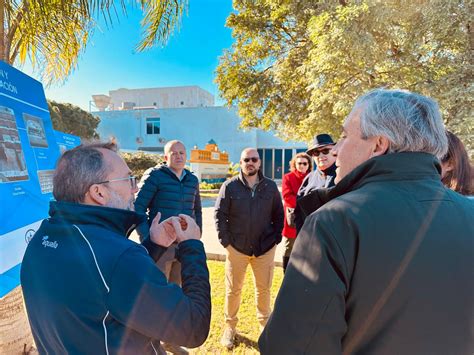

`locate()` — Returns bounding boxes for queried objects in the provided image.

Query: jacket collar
[310,152,442,207]
[293,169,309,180]
[238,169,266,188]
[49,201,146,237]
[318,163,337,178]
[159,165,191,181]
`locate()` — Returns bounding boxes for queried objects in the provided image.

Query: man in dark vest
[135,139,202,354]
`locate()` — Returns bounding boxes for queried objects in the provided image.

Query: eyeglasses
[312,148,332,157]
[297,162,308,166]
[96,176,137,189]
[243,157,259,163]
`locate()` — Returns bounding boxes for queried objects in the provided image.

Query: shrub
[120,151,163,180]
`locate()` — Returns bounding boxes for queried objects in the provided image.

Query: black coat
[21,201,211,354]
[135,165,202,240]
[259,152,474,354]
[214,170,284,256]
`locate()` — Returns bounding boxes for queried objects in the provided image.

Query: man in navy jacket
[21,142,211,354]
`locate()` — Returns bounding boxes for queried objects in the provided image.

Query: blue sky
[23,0,234,111]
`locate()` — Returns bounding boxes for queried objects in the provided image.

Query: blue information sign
[0,62,80,297]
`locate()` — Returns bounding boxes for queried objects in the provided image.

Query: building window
[146,117,160,135]
[258,148,306,179]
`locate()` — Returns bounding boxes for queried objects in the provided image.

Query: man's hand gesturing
[171,214,201,242]
[149,212,177,247]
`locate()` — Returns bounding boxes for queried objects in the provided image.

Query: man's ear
[372,136,390,157]
[84,184,108,206]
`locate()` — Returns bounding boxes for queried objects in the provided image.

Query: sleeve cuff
[141,237,167,262]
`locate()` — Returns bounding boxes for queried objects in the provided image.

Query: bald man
[214,148,284,349]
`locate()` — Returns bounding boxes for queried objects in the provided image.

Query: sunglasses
[243,157,259,163]
[312,148,332,157]
[297,162,308,166]
[96,176,137,189]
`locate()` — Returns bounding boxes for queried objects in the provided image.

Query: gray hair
[164,140,185,155]
[53,142,117,203]
[351,89,448,158]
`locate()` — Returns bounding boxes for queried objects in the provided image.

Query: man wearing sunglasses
[21,142,211,354]
[215,148,284,349]
[294,134,337,232]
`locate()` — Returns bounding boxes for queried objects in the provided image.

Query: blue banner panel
[0,62,80,297]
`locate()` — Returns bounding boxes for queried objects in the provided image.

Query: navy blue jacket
[135,166,202,240]
[215,170,284,256]
[21,201,211,354]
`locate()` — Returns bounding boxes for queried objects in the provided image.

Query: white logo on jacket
[42,236,58,249]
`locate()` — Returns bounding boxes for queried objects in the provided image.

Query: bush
[121,151,163,180]
[199,181,224,190]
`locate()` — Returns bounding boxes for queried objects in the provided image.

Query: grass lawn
[190,260,284,354]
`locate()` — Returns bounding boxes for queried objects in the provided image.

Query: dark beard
[247,170,258,176]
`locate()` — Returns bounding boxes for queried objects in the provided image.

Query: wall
[95,106,306,165]
[108,86,214,109]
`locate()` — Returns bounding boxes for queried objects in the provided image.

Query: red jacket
[282,170,309,238]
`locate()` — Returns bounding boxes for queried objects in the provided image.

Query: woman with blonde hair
[441,131,474,196]
[281,152,312,272]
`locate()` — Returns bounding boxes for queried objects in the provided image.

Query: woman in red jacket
[282,152,312,272]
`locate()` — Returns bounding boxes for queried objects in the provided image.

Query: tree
[0,0,188,84]
[0,2,188,353]
[48,100,100,139]
[216,0,473,156]
[121,151,163,180]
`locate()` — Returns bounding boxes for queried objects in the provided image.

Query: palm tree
[0,0,188,84]
[0,1,188,352]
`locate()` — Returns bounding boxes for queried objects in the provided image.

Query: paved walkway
[130,206,285,266]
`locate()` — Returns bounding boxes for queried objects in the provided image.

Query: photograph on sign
[0,106,29,183]
[23,113,48,148]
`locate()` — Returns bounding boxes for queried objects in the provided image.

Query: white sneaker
[220,327,236,349]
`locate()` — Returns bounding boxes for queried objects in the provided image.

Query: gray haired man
[259,89,474,354]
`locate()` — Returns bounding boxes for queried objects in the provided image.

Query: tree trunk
[0,286,36,354]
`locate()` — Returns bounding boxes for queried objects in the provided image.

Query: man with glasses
[215,148,284,349]
[21,142,211,354]
[294,134,337,232]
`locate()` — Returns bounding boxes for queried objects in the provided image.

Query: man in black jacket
[259,89,474,354]
[294,133,337,232]
[215,148,284,349]
[21,142,211,354]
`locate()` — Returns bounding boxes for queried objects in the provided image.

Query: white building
[92,86,214,111]
[92,87,308,180]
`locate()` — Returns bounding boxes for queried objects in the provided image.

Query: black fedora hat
[306,134,335,155]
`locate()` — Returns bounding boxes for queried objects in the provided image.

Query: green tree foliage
[0,0,188,84]
[120,151,163,181]
[48,100,100,139]
[216,0,473,156]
